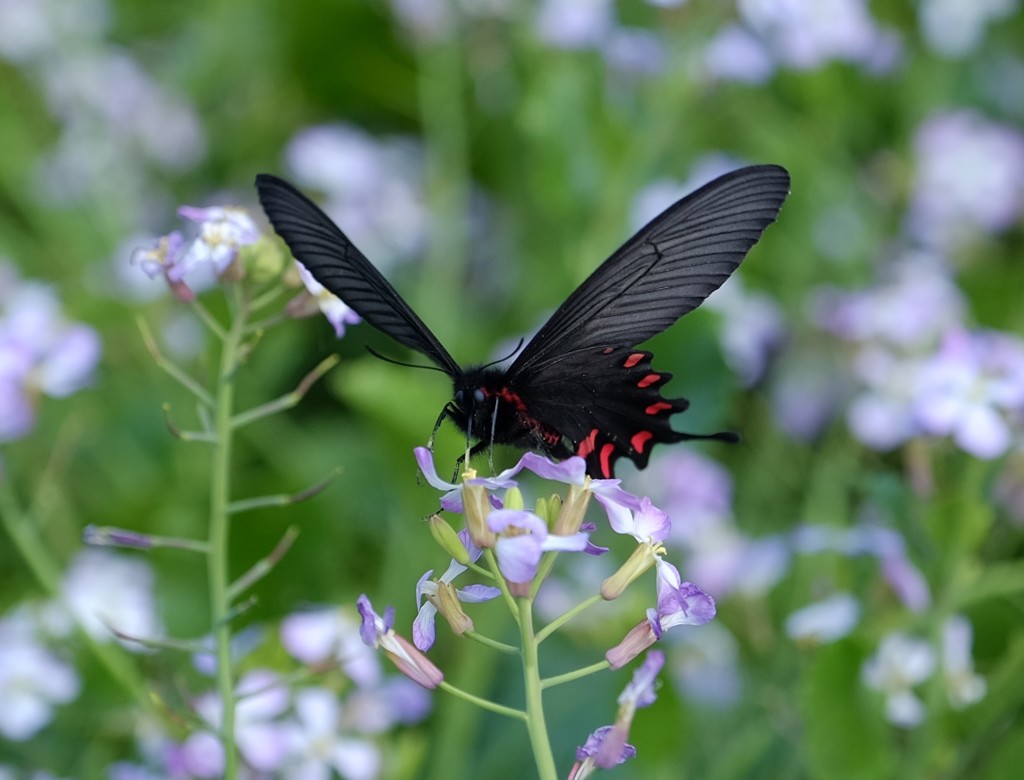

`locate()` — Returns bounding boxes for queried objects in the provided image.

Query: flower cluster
[907,110,1024,248]
[0,0,204,208]
[704,0,900,83]
[813,251,1024,458]
[0,262,101,443]
[132,206,260,301]
[862,615,986,727]
[352,447,716,771]
[107,607,431,778]
[0,548,162,742]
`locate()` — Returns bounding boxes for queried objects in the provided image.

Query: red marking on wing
[577,428,599,459]
[631,430,654,453]
[599,443,616,478]
[623,352,645,368]
[602,347,615,355]
[637,373,661,388]
[645,401,674,415]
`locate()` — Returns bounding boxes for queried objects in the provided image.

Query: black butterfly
[256,165,790,478]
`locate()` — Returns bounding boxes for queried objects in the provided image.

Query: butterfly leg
[451,439,491,482]
[427,403,460,451]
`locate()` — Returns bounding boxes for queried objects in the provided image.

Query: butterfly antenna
[365,345,449,373]
[684,430,741,444]
[487,396,499,474]
[479,338,525,371]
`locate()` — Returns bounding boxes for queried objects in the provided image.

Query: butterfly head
[447,366,513,445]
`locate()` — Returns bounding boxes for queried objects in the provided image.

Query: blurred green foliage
[2,1,1024,778]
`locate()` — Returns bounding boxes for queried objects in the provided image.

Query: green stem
[484,548,521,625]
[542,660,610,690]
[438,681,527,720]
[208,292,247,780]
[464,630,520,655]
[535,593,603,645]
[518,597,558,780]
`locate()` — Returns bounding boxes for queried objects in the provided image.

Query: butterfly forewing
[255,174,461,375]
[506,164,791,380]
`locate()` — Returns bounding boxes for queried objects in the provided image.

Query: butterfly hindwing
[255,174,461,375]
[510,347,697,477]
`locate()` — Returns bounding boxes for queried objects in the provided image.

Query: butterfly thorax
[449,366,570,456]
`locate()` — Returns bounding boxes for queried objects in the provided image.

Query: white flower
[285,687,381,780]
[0,608,80,740]
[60,549,162,649]
[862,632,936,727]
[785,593,860,644]
[942,615,987,709]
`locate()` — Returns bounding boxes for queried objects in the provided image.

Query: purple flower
[184,669,292,776]
[918,0,1020,59]
[604,28,667,76]
[736,0,899,72]
[131,231,186,281]
[704,277,786,387]
[703,24,776,83]
[571,726,637,778]
[606,561,715,669]
[357,595,443,689]
[293,262,362,338]
[414,446,519,512]
[489,509,591,584]
[281,608,382,687]
[0,267,101,442]
[651,559,717,633]
[415,447,639,528]
[908,110,1024,246]
[670,622,743,707]
[173,205,259,282]
[618,649,664,710]
[791,522,931,612]
[913,328,1024,459]
[576,651,665,774]
[342,676,433,734]
[285,124,427,268]
[631,448,734,545]
[535,0,614,50]
[813,252,965,350]
[413,531,501,650]
[607,496,670,542]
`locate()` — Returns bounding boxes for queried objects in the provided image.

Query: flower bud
[428,514,470,565]
[435,581,474,636]
[605,620,657,670]
[463,483,496,549]
[504,486,525,511]
[553,483,591,535]
[600,542,661,600]
[247,237,287,282]
[386,631,445,689]
[83,525,154,550]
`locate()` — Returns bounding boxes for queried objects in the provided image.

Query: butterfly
[256,165,790,478]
